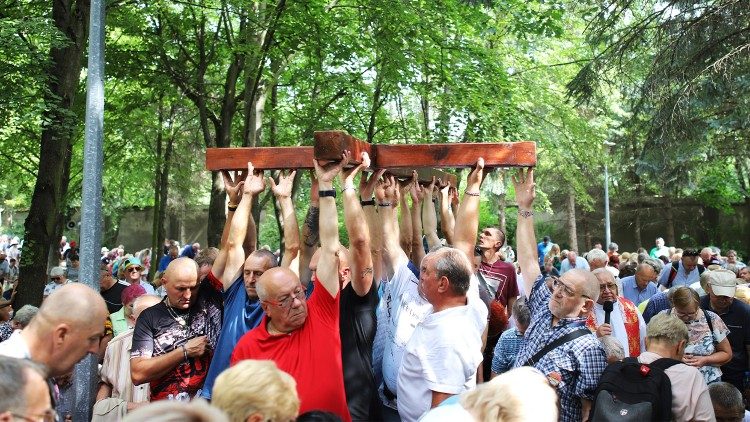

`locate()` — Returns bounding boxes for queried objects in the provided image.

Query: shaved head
[132,295,162,320]
[29,283,108,376]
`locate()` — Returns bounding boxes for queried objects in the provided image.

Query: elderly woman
[659,286,731,384]
[0,299,13,342]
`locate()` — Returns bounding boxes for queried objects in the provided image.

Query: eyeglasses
[12,409,58,422]
[264,288,306,311]
[50,277,61,282]
[674,308,698,319]
[551,276,591,299]
[127,267,141,273]
[599,283,617,292]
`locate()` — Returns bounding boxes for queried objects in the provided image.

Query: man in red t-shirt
[230,154,351,422]
[476,226,519,381]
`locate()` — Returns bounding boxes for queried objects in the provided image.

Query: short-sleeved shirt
[101,281,129,314]
[0,321,13,342]
[701,296,750,388]
[491,327,524,375]
[514,276,607,422]
[130,277,222,401]
[339,281,380,421]
[230,278,351,422]
[200,273,264,400]
[396,298,486,422]
[658,261,700,288]
[373,261,433,399]
[643,290,671,323]
[620,275,658,306]
[100,330,150,403]
[559,257,590,274]
[43,281,68,298]
[659,308,729,384]
[478,259,518,305]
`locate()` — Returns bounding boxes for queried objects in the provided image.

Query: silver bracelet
[464,191,480,197]
[181,345,188,362]
[518,209,534,218]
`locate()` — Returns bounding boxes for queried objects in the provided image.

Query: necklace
[165,297,190,329]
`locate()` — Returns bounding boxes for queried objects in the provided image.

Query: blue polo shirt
[620,275,658,306]
[200,274,264,400]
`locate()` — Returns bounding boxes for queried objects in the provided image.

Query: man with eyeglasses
[586,268,646,358]
[0,357,55,422]
[42,267,68,300]
[231,155,352,421]
[201,163,297,401]
[512,168,607,422]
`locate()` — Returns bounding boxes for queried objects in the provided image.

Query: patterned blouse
[659,308,729,384]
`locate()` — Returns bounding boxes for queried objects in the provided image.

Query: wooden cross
[205,131,536,186]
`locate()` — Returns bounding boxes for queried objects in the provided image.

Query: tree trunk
[566,187,578,252]
[582,215,591,252]
[206,171,226,247]
[150,97,175,280]
[16,0,89,308]
[633,210,642,249]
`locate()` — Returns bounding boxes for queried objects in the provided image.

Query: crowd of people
[0,155,749,422]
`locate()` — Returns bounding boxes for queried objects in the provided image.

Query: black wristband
[319,189,336,198]
[227,205,238,212]
[360,198,376,206]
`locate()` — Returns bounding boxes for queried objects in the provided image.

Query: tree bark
[567,187,578,252]
[150,97,175,280]
[16,0,89,308]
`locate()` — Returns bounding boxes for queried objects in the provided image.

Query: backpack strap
[667,261,679,287]
[649,357,682,371]
[702,308,719,347]
[523,327,590,367]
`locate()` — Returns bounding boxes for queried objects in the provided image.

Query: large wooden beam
[205,131,536,171]
[375,142,536,168]
[206,147,314,171]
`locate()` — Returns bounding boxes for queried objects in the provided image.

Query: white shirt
[0,331,31,359]
[396,297,486,422]
[593,300,646,357]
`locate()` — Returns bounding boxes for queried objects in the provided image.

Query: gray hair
[586,248,608,265]
[0,357,47,413]
[608,242,619,252]
[598,335,625,361]
[708,382,744,415]
[646,313,688,346]
[11,305,39,328]
[426,247,473,296]
[123,398,229,422]
[513,297,531,328]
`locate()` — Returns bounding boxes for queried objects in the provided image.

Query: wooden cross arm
[374,143,536,168]
[205,147,314,171]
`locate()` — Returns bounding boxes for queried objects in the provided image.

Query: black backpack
[591,357,680,422]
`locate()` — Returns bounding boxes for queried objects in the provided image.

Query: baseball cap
[121,283,147,305]
[703,270,737,297]
[123,257,144,271]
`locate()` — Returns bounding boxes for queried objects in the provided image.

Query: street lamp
[603,141,615,248]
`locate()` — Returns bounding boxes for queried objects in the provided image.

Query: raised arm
[361,169,386,286]
[513,168,539,296]
[213,169,245,282]
[270,170,300,269]
[298,173,319,288]
[398,180,413,258]
[439,182,456,246]
[409,175,426,265]
[340,152,374,297]
[453,158,485,261]
[221,163,266,290]
[422,177,442,250]
[314,153,349,298]
[378,174,407,279]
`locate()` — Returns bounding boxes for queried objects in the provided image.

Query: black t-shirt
[131,279,223,400]
[100,281,128,314]
[339,282,381,422]
[701,295,750,383]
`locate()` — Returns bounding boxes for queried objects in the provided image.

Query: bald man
[231,155,352,421]
[130,257,222,401]
[0,283,108,377]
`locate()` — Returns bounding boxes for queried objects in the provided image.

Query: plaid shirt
[514,276,607,422]
[491,327,524,375]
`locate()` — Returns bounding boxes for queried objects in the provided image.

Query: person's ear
[580,298,594,315]
[437,276,450,293]
[0,411,15,422]
[245,413,265,422]
[675,339,687,359]
[53,324,70,347]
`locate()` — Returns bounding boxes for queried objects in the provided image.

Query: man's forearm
[517,212,540,297]
[131,349,184,385]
